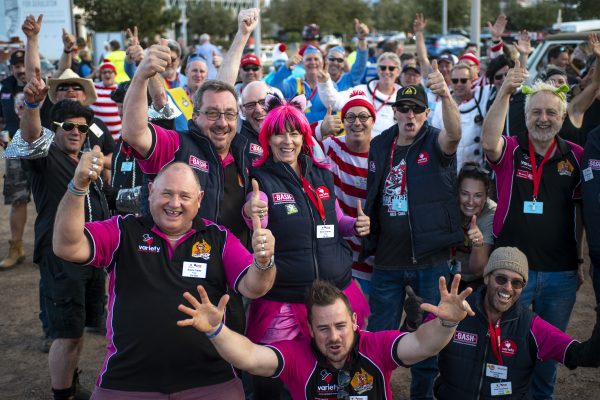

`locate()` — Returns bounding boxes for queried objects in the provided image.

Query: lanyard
[371,84,395,113]
[527,138,557,200]
[488,319,503,365]
[388,139,407,196]
[305,83,318,101]
[121,142,132,160]
[301,175,326,223]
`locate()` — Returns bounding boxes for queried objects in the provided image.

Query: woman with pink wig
[241,94,371,398]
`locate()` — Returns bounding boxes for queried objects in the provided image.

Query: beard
[526,120,560,143]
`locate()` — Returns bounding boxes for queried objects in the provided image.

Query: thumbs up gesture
[354,199,370,237]
[212,50,223,68]
[321,106,343,138]
[75,145,104,189]
[426,59,450,98]
[244,179,269,222]
[467,214,483,247]
[251,213,275,267]
[137,38,171,79]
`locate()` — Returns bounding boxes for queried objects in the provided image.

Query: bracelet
[23,99,40,109]
[205,319,224,339]
[253,255,274,271]
[439,318,460,328]
[68,180,89,196]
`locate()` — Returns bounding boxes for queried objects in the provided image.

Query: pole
[470,0,481,57]
[253,0,261,60]
[442,0,448,35]
[180,0,188,48]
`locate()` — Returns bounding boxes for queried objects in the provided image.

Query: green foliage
[186,2,238,43]
[503,0,562,32]
[74,0,179,38]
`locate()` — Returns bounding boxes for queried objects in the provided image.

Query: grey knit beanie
[483,247,529,282]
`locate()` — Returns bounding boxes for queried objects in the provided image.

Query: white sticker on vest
[182,262,207,278]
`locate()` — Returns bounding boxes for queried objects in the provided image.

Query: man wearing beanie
[91,60,121,140]
[434,247,600,399]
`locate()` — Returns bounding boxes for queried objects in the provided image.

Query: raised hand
[467,215,483,247]
[23,68,48,104]
[287,52,302,69]
[177,285,229,333]
[413,13,427,33]
[354,18,369,40]
[514,30,533,56]
[420,274,475,324]
[321,106,342,137]
[125,26,144,65]
[238,8,260,36]
[355,200,370,237]
[589,32,600,59]
[500,59,525,95]
[62,28,77,53]
[212,50,223,68]
[74,145,104,189]
[426,60,450,97]
[251,214,275,267]
[488,14,507,41]
[244,179,268,220]
[22,14,43,38]
[317,66,330,83]
[137,39,171,79]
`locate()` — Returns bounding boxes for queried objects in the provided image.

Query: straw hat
[47,69,97,106]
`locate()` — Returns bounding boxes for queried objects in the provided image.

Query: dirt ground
[0,160,599,399]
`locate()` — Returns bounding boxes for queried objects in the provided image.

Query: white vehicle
[552,20,600,33]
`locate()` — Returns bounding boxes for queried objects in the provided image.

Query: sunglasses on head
[492,273,525,289]
[494,73,507,81]
[327,56,344,64]
[53,121,90,134]
[57,84,84,92]
[379,65,397,72]
[242,65,260,72]
[395,104,427,114]
[451,78,470,85]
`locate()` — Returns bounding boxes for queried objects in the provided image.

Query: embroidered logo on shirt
[453,330,478,346]
[417,151,429,166]
[369,161,376,172]
[272,192,295,204]
[589,159,600,170]
[320,369,332,384]
[351,368,374,394]
[516,169,534,180]
[500,339,517,357]
[520,159,532,170]
[1,93,11,100]
[191,240,211,260]
[189,155,209,172]
[557,160,574,176]
[142,234,154,245]
[285,204,299,215]
[316,186,330,200]
[138,234,160,253]
[249,143,263,155]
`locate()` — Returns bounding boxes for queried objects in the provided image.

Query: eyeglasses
[57,84,84,92]
[170,56,179,64]
[344,113,372,123]
[451,78,470,85]
[53,121,90,134]
[395,104,427,114]
[242,65,260,72]
[379,65,397,72]
[494,73,507,81]
[328,56,344,64]
[100,70,115,74]
[198,110,238,121]
[337,370,351,400]
[243,99,266,110]
[492,273,525,289]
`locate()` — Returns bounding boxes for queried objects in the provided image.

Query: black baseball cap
[402,64,421,75]
[394,85,428,108]
[438,53,456,65]
[10,50,25,66]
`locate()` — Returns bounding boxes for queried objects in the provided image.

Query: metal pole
[442,0,448,35]
[180,0,188,48]
[253,0,261,60]
[470,0,481,57]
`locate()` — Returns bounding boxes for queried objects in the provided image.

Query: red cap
[240,54,261,67]
[459,52,480,67]
[341,90,376,122]
[99,59,116,72]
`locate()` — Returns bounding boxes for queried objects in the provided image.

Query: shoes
[39,334,52,353]
[71,369,91,400]
[0,239,26,269]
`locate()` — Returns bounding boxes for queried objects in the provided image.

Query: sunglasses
[242,65,260,72]
[328,56,344,64]
[57,84,84,92]
[337,370,351,400]
[53,121,90,134]
[243,98,266,110]
[344,113,372,123]
[494,73,507,81]
[198,110,238,121]
[492,273,525,289]
[451,78,470,85]
[395,104,427,114]
[379,65,397,72]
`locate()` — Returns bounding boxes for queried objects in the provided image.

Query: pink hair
[254,102,326,169]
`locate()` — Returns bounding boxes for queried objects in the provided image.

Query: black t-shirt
[24,142,109,262]
[581,98,600,147]
[0,75,24,137]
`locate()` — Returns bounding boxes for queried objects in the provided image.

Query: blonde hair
[377,52,400,68]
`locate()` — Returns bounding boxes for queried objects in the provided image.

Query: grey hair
[167,39,182,57]
[377,52,401,68]
[524,80,567,115]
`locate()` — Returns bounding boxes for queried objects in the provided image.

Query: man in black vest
[435,247,600,399]
[52,159,277,398]
[363,60,462,399]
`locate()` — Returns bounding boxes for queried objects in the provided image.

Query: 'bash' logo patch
[189,155,209,172]
[351,368,374,394]
[249,143,263,155]
[272,192,295,204]
[191,240,211,260]
[453,330,478,346]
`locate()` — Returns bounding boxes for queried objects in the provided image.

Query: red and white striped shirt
[321,135,373,279]
[91,82,121,141]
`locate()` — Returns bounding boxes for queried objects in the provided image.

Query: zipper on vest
[476,331,490,400]
[405,139,417,265]
[207,143,222,222]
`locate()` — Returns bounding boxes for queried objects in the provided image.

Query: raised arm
[19,72,48,143]
[121,41,170,157]
[487,15,507,60]
[567,34,600,128]
[216,8,259,85]
[396,274,474,365]
[53,146,104,263]
[428,60,461,155]
[178,285,280,376]
[414,14,432,76]
[481,60,525,162]
[513,30,533,70]
[21,14,43,81]
[56,28,76,76]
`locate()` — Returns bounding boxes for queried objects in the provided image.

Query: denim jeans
[368,263,450,400]
[519,269,577,400]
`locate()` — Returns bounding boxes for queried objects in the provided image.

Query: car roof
[542,31,600,41]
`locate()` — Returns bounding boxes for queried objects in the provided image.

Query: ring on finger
[88,170,94,177]
[262,235,266,244]
[261,250,266,257]
[92,157,98,164]
[261,243,265,251]
[92,164,98,171]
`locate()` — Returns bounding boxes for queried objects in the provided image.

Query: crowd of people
[1,8,600,400]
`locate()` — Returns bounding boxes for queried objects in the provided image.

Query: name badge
[448,259,462,274]
[305,100,312,112]
[89,123,104,138]
[316,224,335,239]
[486,363,508,380]
[182,261,207,278]
[392,198,408,212]
[523,201,543,214]
[490,382,512,396]
[583,167,594,182]
[121,161,133,172]
[350,397,368,400]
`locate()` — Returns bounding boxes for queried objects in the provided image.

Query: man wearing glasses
[239,80,270,163]
[177,276,474,400]
[434,247,600,399]
[362,64,462,399]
